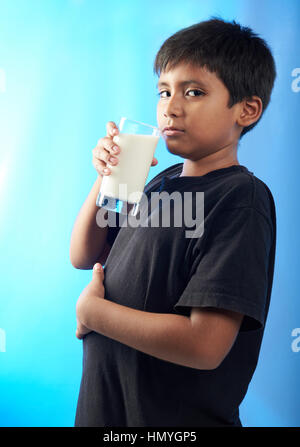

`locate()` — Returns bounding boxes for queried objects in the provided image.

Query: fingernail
[112,146,119,153]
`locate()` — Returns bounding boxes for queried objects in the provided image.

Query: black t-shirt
[75,163,276,427]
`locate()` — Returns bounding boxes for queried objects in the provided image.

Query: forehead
[157,62,221,89]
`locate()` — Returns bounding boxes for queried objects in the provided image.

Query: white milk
[100,133,159,204]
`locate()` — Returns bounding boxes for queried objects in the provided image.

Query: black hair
[154,17,276,138]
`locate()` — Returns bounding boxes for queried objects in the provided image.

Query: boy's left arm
[76,264,243,371]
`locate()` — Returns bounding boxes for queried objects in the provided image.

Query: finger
[103,137,120,155]
[94,137,117,154]
[106,121,119,138]
[151,157,158,166]
[94,138,120,159]
[93,146,110,164]
[92,263,104,281]
[92,154,118,177]
[92,158,111,176]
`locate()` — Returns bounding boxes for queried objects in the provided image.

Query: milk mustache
[100,133,159,204]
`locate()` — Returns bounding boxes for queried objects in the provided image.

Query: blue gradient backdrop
[0,0,299,427]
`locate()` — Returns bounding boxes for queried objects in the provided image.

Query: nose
[163,94,183,118]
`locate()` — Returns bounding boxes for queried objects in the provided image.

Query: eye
[157,89,204,98]
[186,89,204,97]
[157,90,169,98]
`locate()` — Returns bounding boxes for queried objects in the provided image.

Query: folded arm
[79,294,243,370]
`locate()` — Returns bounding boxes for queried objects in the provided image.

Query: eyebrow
[156,79,209,89]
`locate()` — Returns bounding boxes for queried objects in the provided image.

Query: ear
[236,96,263,129]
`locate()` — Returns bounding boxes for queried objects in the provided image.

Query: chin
[166,146,185,158]
[167,145,210,163]
[165,142,194,159]
[165,140,184,154]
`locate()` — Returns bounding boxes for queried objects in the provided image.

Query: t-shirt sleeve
[174,206,274,331]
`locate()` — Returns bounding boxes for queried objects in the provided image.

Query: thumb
[93,263,104,279]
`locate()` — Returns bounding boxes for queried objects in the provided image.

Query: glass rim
[119,117,158,130]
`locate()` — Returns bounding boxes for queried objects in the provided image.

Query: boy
[70,17,277,427]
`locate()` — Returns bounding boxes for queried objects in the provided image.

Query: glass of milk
[96,117,160,216]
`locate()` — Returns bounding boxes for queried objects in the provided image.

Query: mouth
[162,126,185,137]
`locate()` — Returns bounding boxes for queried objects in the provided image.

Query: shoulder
[220,168,275,217]
[213,168,276,242]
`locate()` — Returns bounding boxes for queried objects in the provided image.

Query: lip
[162,126,185,136]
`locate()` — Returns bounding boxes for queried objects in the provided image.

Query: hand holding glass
[96,118,160,216]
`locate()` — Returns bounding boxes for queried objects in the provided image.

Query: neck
[180,144,239,177]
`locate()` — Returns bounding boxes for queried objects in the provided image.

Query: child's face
[156,62,242,160]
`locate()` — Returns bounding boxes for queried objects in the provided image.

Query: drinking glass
[96,117,160,216]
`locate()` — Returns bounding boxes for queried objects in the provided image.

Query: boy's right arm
[69,121,158,269]
[69,174,110,269]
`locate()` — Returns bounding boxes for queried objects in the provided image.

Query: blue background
[0,0,299,427]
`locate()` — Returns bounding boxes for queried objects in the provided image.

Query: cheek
[156,103,164,126]
[191,104,232,134]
